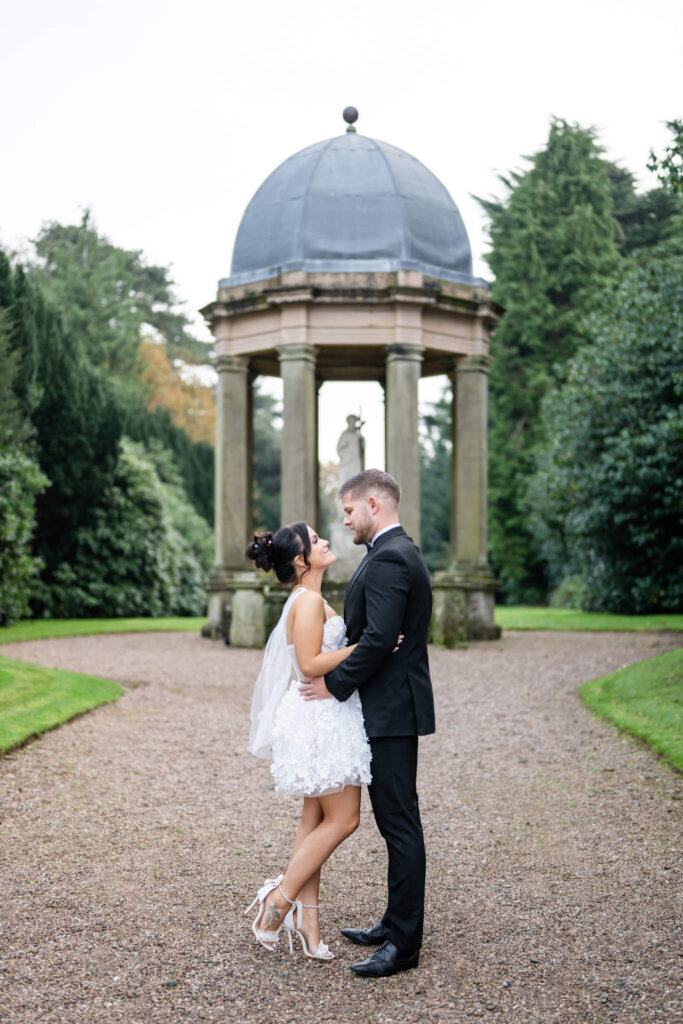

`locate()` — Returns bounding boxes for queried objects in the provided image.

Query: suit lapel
[343,550,373,619]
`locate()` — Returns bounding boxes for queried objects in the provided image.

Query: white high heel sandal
[284,900,334,961]
[244,875,295,950]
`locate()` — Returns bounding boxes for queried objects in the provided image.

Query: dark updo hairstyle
[246,521,311,585]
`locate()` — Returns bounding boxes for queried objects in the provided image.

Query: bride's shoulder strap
[288,586,325,621]
[284,585,318,619]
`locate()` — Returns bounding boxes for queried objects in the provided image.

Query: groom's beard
[348,514,375,547]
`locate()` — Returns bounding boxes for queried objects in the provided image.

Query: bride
[244,522,377,961]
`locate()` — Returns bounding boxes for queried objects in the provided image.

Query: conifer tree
[529,235,683,612]
[478,118,621,601]
[32,210,210,374]
[0,278,49,624]
[606,163,679,253]
[0,253,123,603]
[252,386,281,532]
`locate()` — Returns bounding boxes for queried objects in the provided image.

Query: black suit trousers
[368,735,425,952]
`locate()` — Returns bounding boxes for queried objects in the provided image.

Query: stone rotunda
[202,109,501,647]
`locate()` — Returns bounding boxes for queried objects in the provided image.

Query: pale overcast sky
[2,0,681,465]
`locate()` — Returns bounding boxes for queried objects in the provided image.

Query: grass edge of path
[496,607,683,632]
[0,654,124,754]
[579,646,683,773]
[2,610,682,646]
[0,617,205,645]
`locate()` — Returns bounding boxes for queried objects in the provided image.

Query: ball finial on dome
[343,106,359,133]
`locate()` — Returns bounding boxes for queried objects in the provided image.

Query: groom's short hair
[339,469,401,506]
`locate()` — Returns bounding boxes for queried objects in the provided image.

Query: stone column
[214,354,251,568]
[449,362,459,565]
[432,354,499,644]
[204,354,265,643]
[278,342,318,527]
[385,342,424,544]
[453,354,489,567]
[450,352,499,634]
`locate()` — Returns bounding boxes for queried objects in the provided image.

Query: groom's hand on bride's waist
[299,675,333,701]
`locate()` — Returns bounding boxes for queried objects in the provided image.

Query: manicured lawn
[580,647,683,772]
[0,617,204,645]
[0,655,123,753]
[495,607,683,632]
[0,618,200,752]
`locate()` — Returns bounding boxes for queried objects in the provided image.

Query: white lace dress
[270,606,372,797]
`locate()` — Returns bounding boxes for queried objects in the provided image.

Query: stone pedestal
[203,567,233,640]
[431,567,500,645]
[202,571,288,646]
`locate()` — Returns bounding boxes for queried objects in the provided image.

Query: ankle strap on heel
[300,902,320,910]
[278,883,295,906]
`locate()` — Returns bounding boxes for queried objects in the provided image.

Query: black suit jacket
[325,526,436,738]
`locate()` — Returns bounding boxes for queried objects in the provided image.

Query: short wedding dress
[250,586,372,797]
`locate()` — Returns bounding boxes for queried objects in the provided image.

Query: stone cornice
[205,270,496,321]
[213,353,250,374]
[385,343,426,364]
[455,353,491,374]
[276,342,318,365]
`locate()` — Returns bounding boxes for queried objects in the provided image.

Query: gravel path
[1,630,681,1024]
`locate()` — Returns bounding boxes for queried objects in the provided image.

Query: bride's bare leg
[291,797,324,948]
[259,787,361,943]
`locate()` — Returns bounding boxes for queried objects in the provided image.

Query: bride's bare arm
[291,592,357,677]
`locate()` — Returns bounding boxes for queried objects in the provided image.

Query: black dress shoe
[350,940,420,977]
[340,923,391,946]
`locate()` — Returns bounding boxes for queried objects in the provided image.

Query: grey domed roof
[223,132,479,287]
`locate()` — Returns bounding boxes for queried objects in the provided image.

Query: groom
[299,468,435,977]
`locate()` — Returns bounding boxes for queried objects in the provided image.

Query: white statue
[328,415,366,582]
[336,414,365,487]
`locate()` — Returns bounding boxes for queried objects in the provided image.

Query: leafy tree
[27,213,216,523]
[529,237,683,613]
[648,119,683,195]
[252,383,281,531]
[140,338,215,443]
[478,118,622,602]
[33,439,213,618]
[0,449,48,624]
[32,210,211,374]
[2,226,217,619]
[0,254,122,594]
[0,255,41,419]
[0,304,48,624]
[0,307,30,446]
[606,163,679,254]
[115,382,214,525]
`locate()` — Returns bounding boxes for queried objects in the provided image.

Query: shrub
[530,238,683,612]
[0,449,49,625]
[34,439,212,617]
